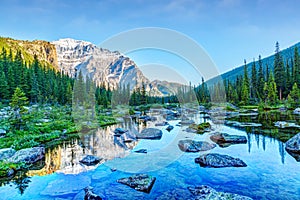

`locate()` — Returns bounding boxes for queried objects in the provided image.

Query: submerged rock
[285,133,300,161]
[41,175,91,196]
[120,130,136,142]
[117,174,156,193]
[134,149,147,154]
[0,148,16,161]
[180,120,195,125]
[136,128,162,140]
[139,115,157,122]
[113,128,128,136]
[274,121,300,129]
[225,121,262,128]
[166,125,174,132]
[84,186,102,200]
[185,128,198,133]
[188,185,253,200]
[80,155,102,166]
[210,133,247,147]
[9,147,45,164]
[178,140,216,152]
[155,121,169,126]
[195,153,247,168]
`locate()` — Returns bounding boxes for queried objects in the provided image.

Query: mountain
[51,38,149,90]
[208,42,300,84]
[149,80,183,96]
[0,37,58,70]
[52,38,182,95]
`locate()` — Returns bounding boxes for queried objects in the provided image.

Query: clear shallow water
[0,115,300,200]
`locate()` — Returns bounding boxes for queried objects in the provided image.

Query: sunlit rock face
[51,38,149,91]
[28,123,138,175]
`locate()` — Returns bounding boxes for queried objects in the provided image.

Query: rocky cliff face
[19,40,58,67]
[51,38,150,90]
[0,37,58,69]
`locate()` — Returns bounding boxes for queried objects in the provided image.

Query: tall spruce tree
[251,59,257,99]
[0,71,9,101]
[294,46,300,87]
[257,55,264,99]
[241,60,250,104]
[274,42,285,100]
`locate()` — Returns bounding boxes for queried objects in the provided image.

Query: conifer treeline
[219,42,300,106]
[0,48,73,104]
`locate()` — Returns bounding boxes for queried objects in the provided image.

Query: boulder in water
[188,185,253,200]
[80,155,102,166]
[9,147,45,164]
[285,133,300,161]
[84,186,102,200]
[117,174,156,193]
[136,128,162,140]
[210,133,247,147]
[166,125,174,132]
[178,140,216,152]
[195,153,247,168]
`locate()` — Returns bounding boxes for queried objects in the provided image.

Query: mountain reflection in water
[27,122,138,176]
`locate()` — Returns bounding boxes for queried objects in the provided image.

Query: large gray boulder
[117,174,156,193]
[9,147,45,164]
[210,133,247,147]
[178,140,216,152]
[195,153,247,168]
[188,185,253,200]
[285,133,300,153]
[285,133,300,161]
[0,148,16,161]
[136,128,162,140]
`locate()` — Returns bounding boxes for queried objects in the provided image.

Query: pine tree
[141,81,147,105]
[0,72,9,101]
[294,46,300,87]
[241,60,250,104]
[10,87,29,130]
[265,64,269,82]
[257,55,264,99]
[286,59,291,91]
[288,83,299,107]
[274,42,285,100]
[266,73,278,105]
[251,59,257,99]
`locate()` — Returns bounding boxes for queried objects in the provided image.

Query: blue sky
[1,0,300,84]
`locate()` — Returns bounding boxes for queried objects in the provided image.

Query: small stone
[80,155,102,166]
[166,125,174,132]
